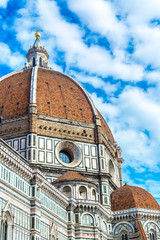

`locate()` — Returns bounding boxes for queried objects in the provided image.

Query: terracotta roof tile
[36,69,94,123]
[53,171,88,183]
[0,68,115,145]
[0,69,31,119]
[111,183,160,211]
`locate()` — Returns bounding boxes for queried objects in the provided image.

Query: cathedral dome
[0,67,115,144]
[110,183,160,211]
[0,68,93,122]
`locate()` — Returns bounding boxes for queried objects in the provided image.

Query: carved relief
[114,222,134,235]
[50,219,59,240]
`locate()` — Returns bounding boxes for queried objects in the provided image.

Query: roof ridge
[136,221,147,240]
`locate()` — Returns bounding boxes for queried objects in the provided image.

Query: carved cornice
[113,208,160,221]
[0,115,29,125]
[75,199,113,219]
[0,138,32,180]
[37,114,95,128]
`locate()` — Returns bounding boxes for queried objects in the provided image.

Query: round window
[56,141,82,167]
[59,150,72,163]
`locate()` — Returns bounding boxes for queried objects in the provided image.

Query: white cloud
[0,42,25,70]
[117,0,160,24]
[0,0,10,8]
[68,0,127,49]
[70,71,119,96]
[145,179,160,202]
[91,88,160,172]
[13,0,145,82]
[90,92,119,119]
[68,0,160,74]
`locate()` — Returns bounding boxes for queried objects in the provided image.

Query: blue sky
[0,0,160,203]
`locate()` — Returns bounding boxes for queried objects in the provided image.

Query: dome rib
[98,111,115,144]
[0,67,116,147]
[36,68,95,123]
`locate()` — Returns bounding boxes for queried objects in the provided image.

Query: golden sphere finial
[35,30,41,39]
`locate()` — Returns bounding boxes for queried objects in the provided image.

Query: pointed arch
[49,219,58,240]
[1,202,14,240]
[113,222,134,235]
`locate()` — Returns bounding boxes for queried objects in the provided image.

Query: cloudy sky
[0,0,160,203]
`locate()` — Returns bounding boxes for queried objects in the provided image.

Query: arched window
[121,233,128,240]
[92,189,96,201]
[4,219,8,240]
[82,214,94,226]
[79,186,87,199]
[39,57,42,67]
[63,186,72,198]
[33,57,35,66]
[150,231,156,240]
[1,205,14,240]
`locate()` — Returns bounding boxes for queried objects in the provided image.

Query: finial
[35,30,41,39]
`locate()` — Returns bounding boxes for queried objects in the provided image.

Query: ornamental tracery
[113,222,134,235]
[144,221,160,233]
[1,202,14,240]
[49,219,59,240]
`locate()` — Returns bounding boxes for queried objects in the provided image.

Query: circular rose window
[55,141,82,167]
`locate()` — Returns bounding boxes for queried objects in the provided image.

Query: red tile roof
[0,69,31,119]
[111,183,160,211]
[0,68,115,146]
[53,171,88,183]
[36,68,94,123]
